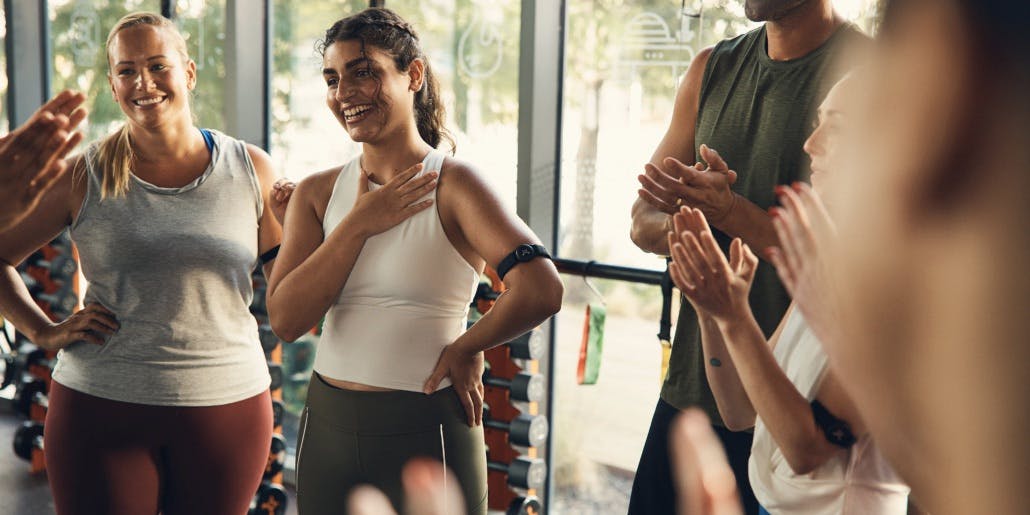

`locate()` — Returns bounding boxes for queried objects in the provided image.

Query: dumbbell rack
[11,230,80,474]
[249,269,288,515]
[474,268,546,515]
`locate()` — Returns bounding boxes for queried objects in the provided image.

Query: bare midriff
[319,374,398,392]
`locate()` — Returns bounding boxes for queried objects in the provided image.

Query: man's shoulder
[710,24,765,58]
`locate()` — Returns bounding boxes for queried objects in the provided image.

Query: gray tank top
[57,129,270,406]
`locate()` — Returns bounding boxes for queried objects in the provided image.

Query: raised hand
[766,182,841,344]
[0,90,88,231]
[423,343,485,427]
[32,302,120,352]
[637,144,738,223]
[348,162,438,237]
[667,207,758,322]
[672,409,743,515]
[349,459,466,515]
[268,178,296,226]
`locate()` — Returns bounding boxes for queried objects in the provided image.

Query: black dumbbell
[258,323,279,354]
[488,456,547,490]
[268,363,282,390]
[507,495,542,515]
[24,348,55,371]
[28,254,78,278]
[249,481,287,515]
[484,406,549,448]
[483,371,544,403]
[15,379,47,417]
[263,434,287,479]
[271,399,284,428]
[506,330,545,360]
[12,421,44,461]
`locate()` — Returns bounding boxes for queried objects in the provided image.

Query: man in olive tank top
[629,1,867,513]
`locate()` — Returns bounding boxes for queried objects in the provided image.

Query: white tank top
[314,150,479,392]
[749,309,910,514]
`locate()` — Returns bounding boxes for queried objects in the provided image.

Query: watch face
[515,244,534,260]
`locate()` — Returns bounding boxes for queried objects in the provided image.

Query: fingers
[668,261,696,294]
[770,209,803,278]
[272,179,296,204]
[669,235,705,289]
[697,144,726,171]
[40,90,86,119]
[698,230,732,278]
[472,383,483,427]
[398,171,438,201]
[639,164,686,206]
[793,182,837,237]
[459,388,476,427]
[348,485,397,515]
[71,330,106,346]
[423,353,448,395]
[401,199,435,219]
[637,187,677,215]
[403,459,467,515]
[765,246,796,297]
[357,170,371,194]
[672,409,743,515]
[728,238,743,273]
[739,243,759,285]
[387,162,425,189]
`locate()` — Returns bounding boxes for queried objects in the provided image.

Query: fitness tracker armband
[811,399,856,448]
[496,244,551,280]
[259,245,281,265]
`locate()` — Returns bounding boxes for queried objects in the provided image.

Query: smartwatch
[496,244,551,280]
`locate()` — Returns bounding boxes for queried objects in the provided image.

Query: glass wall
[173,0,228,132]
[374,0,521,209]
[270,0,367,181]
[49,0,157,144]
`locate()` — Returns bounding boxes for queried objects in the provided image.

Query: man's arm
[630,47,713,256]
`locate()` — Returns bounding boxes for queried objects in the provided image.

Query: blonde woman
[0,13,287,515]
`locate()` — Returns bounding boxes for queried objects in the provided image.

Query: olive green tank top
[661,23,866,424]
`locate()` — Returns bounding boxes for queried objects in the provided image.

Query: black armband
[811,399,856,448]
[259,245,281,265]
[496,244,551,280]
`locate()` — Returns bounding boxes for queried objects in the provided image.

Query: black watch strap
[496,244,551,280]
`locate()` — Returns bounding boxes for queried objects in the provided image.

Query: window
[173,0,228,132]
[375,0,521,210]
[49,0,157,144]
[270,0,367,181]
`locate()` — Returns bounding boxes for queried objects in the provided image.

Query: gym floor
[0,404,300,515]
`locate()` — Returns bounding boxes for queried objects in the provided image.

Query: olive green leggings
[296,374,488,515]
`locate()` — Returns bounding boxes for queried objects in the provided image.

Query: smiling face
[107,24,196,130]
[322,39,423,145]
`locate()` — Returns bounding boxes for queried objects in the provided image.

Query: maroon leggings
[44,381,273,515]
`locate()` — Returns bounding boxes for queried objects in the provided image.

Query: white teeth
[344,105,372,119]
[134,97,164,106]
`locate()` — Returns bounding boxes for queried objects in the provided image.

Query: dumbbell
[12,421,44,461]
[483,370,544,403]
[506,330,545,360]
[268,363,282,390]
[27,254,77,278]
[258,323,279,354]
[15,379,47,417]
[24,348,55,372]
[487,456,547,490]
[23,279,78,315]
[272,399,284,428]
[249,481,287,515]
[263,434,287,479]
[507,495,542,515]
[484,405,548,448]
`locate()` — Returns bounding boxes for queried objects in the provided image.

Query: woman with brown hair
[266,7,563,515]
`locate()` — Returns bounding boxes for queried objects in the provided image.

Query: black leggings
[296,373,488,515]
[627,398,759,514]
[44,380,272,515]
